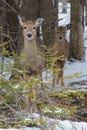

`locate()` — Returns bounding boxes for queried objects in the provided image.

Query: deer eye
[63,31,65,34]
[56,31,59,33]
[23,26,27,29]
[33,26,36,30]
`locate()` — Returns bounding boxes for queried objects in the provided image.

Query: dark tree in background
[0,1,5,43]
[0,1,6,73]
[39,0,58,46]
[6,0,18,53]
[85,0,87,25]
[84,0,87,25]
[0,0,19,53]
[69,0,84,60]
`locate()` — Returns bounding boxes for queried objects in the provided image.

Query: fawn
[18,16,45,112]
[51,25,69,87]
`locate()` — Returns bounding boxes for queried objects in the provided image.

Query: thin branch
[0,96,17,114]
[0,33,11,39]
[2,0,18,14]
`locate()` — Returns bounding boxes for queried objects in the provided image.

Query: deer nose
[59,36,62,39]
[27,33,32,38]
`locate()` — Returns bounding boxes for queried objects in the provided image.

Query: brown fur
[51,26,69,87]
[19,18,45,112]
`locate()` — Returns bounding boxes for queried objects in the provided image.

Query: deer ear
[51,23,56,30]
[18,15,23,26]
[64,26,67,31]
[35,18,44,26]
[65,23,71,30]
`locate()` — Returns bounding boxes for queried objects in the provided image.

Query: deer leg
[52,68,57,87]
[24,73,31,112]
[24,87,31,112]
[32,84,38,112]
[55,73,59,85]
[24,73,38,112]
[58,69,64,87]
[56,63,65,88]
[40,72,44,90]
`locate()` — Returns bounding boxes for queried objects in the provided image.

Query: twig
[0,96,17,114]
[2,0,18,14]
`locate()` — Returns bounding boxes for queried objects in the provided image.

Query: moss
[50,89,87,100]
[38,88,87,118]
[40,103,77,118]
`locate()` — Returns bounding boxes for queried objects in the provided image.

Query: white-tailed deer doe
[51,25,69,87]
[18,16,45,112]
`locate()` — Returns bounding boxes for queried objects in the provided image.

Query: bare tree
[62,0,67,13]
[85,5,87,25]
[39,0,58,46]
[0,1,7,73]
[69,0,84,60]
[0,0,19,53]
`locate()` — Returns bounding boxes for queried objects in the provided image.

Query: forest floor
[0,78,87,128]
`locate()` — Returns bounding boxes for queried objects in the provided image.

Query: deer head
[55,26,67,41]
[18,16,44,41]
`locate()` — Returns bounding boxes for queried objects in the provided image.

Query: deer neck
[55,37,66,44]
[23,38,37,52]
[54,37,65,52]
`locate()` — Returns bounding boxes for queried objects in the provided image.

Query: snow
[54,120,87,130]
[0,128,40,130]
[0,2,87,130]
[1,115,87,130]
[64,61,87,87]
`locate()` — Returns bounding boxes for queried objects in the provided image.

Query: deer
[50,25,69,88]
[18,16,45,112]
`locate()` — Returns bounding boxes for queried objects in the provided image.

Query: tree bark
[4,0,18,53]
[85,5,87,25]
[69,0,84,60]
[62,0,67,13]
[40,0,58,46]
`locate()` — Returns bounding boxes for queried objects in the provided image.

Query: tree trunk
[5,0,18,53]
[85,5,87,25]
[69,0,84,60]
[62,0,67,13]
[19,0,38,20]
[39,0,58,46]
[0,1,6,74]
